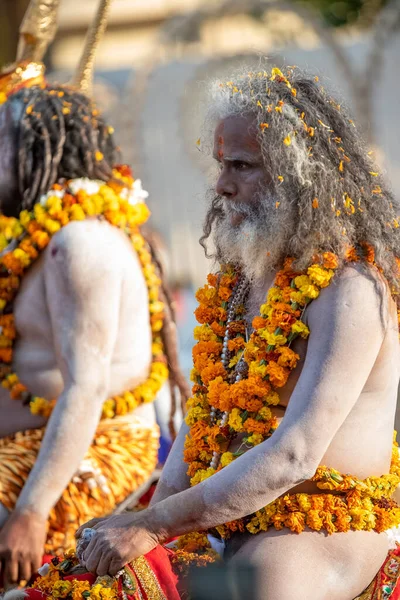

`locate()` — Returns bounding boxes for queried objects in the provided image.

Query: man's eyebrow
[212,153,259,162]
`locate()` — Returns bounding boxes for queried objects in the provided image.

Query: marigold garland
[182,248,400,550]
[31,549,119,600]
[0,166,168,419]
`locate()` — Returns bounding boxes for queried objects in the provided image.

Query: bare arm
[150,421,190,506]
[146,267,388,538]
[15,221,123,518]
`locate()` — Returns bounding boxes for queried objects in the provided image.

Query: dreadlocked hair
[202,63,400,299]
[144,232,191,438]
[8,84,118,212]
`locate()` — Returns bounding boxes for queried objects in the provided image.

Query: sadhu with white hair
[13,64,400,599]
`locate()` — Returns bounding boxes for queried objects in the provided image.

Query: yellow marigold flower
[51,580,72,598]
[71,581,91,600]
[247,433,264,446]
[297,494,312,512]
[193,325,218,342]
[152,341,163,355]
[102,399,115,419]
[44,218,61,234]
[294,275,311,289]
[221,452,234,467]
[266,287,282,304]
[99,588,118,600]
[307,265,334,288]
[299,284,320,299]
[46,196,63,211]
[185,406,209,426]
[13,248,31,267]
[229,354,241,368]
[190,467,216,486]
[249,362,268,378]
[69,205,86,221]
[95,151,104,162]
[0,234,8,251]
[290,291,306,305]
[265,390,280,406]
[291,321,310,339]
[19,210,32,229]
[229,407,243,431]
[259,406,272,420]
[260,331,287,347]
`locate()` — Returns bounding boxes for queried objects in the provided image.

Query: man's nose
[216,169,237,198]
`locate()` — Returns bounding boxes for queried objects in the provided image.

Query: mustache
[224,201,255,218]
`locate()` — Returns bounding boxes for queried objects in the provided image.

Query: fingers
[32,553,42,575]
[96,554,112,577]
[19,559,32,584]
[109,558,124,577]
[75,518,104,538]
[82,538,100,574]
[4,557,18,587]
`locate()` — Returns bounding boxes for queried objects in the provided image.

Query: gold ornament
[71,0,114,96]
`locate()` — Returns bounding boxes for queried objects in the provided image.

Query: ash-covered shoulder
[44,219,139,283]
[46,219,135,266]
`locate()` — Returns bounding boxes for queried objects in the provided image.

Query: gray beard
[212,196,293,283]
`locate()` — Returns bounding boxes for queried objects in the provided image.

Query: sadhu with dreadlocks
[0,0,188,589]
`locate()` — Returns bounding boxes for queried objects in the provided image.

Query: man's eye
[233,161,250,170]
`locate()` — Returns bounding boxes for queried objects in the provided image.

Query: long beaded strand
[209,274,250,470]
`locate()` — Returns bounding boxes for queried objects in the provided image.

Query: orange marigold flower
[252,316,267,330]
[193,341,222,359]
[195,286,218,307]
[322,252,339,269]
[306,509,323,531]
[227,321,246,335]
[220,273,236,287]
[246,398,264,412]
[243,418,267,435]
[208,376,232,412]
[276,346,299,369]
[207,273,218,287]
[227,337,246,352]
[361,242,375,264]
[218,286,232,301]
[200,362,227,385]
[210,322,226,337]
[194,306,216,324]
[193,354,210,373]
[275,271,291,288]
[265,361,289,388]
[285,511,306,534]
[0,348,12,363]
[345,247,359,262]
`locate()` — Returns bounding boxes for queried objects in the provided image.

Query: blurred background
[1,0,400,378]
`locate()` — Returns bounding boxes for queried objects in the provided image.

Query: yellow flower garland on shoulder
[180,249,400,552]
[0,166,168,419]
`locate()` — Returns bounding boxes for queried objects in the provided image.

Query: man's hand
[75,513,159,576]
[0,510,47,586]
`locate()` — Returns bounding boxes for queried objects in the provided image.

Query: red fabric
[355,546,400,599]
[21,546,180,600]
[144,545,180,600]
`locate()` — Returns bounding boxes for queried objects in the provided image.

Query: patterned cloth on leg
[355,546,400,599]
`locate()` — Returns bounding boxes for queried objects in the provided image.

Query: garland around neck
[0,166,168,419]
[180,253,400,552]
